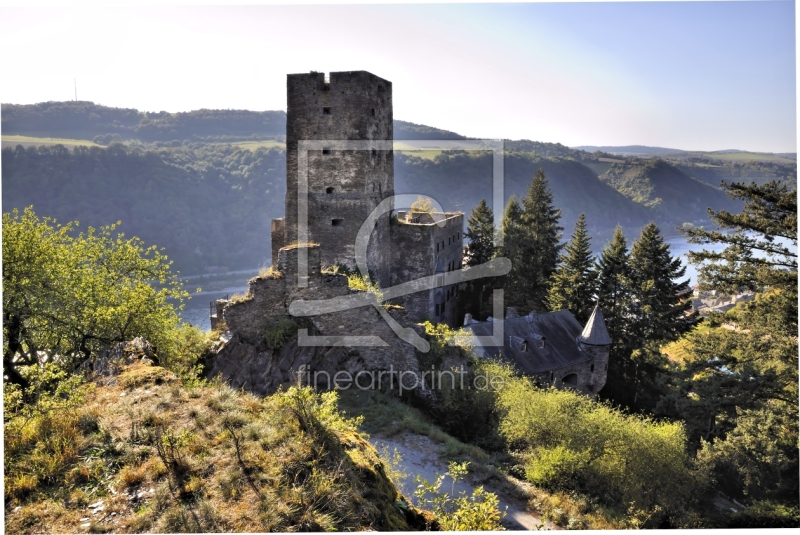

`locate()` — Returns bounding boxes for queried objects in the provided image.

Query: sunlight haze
[0,2,795,152]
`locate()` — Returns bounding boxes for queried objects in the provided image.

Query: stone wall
[270,218,285,266]
[390,212,464,325]
[211,244,433,397]
[284,71,393,283]
[578,342,610,395]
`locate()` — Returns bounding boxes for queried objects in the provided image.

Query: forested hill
[1,101,469,144]
[2,144,286,272]
[2,100,746,275]
[599,159,739,226]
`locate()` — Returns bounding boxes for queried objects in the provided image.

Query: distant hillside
[0,101,286,143]
[1,101,467,145]
[2,143,286,272]
[574,145,684,156]
[2,100,754,275]
[599,159,741,226]
[396,152,652,242]
[394,120,467,140]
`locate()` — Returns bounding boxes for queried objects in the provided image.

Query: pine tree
[595,225,637,407]
[629,222,693,343]
[464,199,496,267]
[498,195,525,306]
[516,169,563,311]
[547,213,597,323]
[463,199,498,319]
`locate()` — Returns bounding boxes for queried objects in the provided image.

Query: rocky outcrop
[207,244,452,397]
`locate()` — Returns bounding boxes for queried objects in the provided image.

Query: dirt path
[370,432,555,530]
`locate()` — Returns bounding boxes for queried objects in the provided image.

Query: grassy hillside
[4,360,431,534]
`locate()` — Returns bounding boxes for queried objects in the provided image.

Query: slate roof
[578,306,612,346]
[464,310,591,374]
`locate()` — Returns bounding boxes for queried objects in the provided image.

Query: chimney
[506,307,519,318]
[464,313,473,326]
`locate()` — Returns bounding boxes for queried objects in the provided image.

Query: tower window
[371,107,376,116]
[590,363,595,372]
[332,218,344,227]
[323,107,331,115]
[372,148,377,157]
[326,187,334,194]
[322,148,331,155]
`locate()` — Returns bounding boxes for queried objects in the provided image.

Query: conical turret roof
[578,305,612,346]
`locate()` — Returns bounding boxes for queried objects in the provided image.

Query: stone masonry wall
[390,212,463,325]
[211,244,431,396]
[284,71,393,283]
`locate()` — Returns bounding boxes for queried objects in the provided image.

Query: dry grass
[254,265,282,280]
[4,361,430,534]
[281,241,320,250]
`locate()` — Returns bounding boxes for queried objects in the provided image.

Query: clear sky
[0,2,796,152]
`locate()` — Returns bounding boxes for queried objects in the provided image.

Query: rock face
[208,244,439,397]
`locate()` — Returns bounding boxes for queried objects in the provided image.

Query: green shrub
[525,445,590,489]
[727,500,800,528]
[413,461,505,530]
[497,377,693,513]
[263,317,298,350]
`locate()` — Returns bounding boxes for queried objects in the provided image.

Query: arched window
[562,373,578,387]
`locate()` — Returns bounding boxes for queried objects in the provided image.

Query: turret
[577,305,612,393]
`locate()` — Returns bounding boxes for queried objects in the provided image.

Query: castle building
[210,69,611,398]
[465,305,612,396]
[270,71,463,325]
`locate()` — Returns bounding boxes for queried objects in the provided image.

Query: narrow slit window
[372,148,377,156]
[323,107,331,115]
[332,218,344,227]
[326,187,334,194]
[371,107,376,116]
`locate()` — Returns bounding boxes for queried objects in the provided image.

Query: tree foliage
[682,180,797,293]
[547,213,597,323]
[2,207,193,388]
[659,180,798,508]
[464,198,496,267]
[500,169,563,311]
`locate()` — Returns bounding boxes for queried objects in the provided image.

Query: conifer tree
[547,213,597,323]
[516,169,563,311]
[464,199,496,267]
[499,195,525,305]
[463,199,498,319]
[629,222,693,343]
[595,226,637,407]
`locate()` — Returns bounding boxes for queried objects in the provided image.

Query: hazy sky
[0,2,796,152]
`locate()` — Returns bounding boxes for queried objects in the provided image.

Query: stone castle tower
[272,71,394,288]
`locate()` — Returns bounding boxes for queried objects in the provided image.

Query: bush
[413,461,505,530]
[263,317,299,350]
[727,500,800,528]
[497,377,694,513]
[525,445,591,489]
